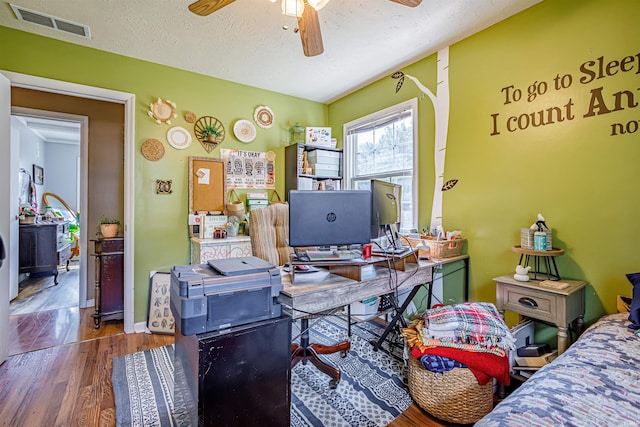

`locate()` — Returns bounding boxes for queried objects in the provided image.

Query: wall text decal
[490,50,640,137]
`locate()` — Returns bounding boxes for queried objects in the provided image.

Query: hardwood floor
[0,329,174,426]
[8,307,124,356]
[0,330,459,427]
[2,268,461,426]
[10,261,79,315]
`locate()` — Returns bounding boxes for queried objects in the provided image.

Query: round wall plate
[233,119,257,143]
[167,126,192,149]
[254,105,274,129]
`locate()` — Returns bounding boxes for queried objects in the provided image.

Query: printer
[170,256,283,336]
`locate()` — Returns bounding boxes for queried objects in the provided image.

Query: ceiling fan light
[281,0,304,17]
[308,0,329,11]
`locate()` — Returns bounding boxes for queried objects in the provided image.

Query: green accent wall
[0,26,326,323]
[329,0,640,326]
[3,0,639,330]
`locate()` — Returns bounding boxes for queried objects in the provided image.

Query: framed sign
[147,272,174,334]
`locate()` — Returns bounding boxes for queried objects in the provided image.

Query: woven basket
[408,357,493,424]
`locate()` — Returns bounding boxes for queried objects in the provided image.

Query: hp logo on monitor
[326,212,337,222]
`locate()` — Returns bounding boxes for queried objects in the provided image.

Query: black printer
[170,256,283,336]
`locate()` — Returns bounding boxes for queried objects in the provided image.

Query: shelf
[512,245,564,257]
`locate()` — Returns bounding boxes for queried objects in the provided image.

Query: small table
[512,245,564,280]
[494,275,588,355]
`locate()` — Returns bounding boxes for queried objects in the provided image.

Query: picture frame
[33,164,44,185]
[147,272,175,334]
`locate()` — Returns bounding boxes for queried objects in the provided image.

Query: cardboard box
[305,127,332,147]
[515,350,558,367]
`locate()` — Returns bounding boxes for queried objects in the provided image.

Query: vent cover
[10,4,91,39]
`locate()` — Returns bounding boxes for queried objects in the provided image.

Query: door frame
[12,108,89,308]
[1,70,136,333]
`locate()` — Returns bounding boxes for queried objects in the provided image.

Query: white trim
[134,321,148,333]
[342,98,419,231]
[1,70,136,333]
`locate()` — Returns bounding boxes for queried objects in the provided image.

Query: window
[343,99,418,234]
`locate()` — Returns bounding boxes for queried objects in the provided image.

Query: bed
[476,312,640,426]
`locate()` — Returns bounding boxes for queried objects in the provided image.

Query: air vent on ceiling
[10,4,91,39]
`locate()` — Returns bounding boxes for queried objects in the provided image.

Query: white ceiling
[14,115,80,145]
[0,0,540,103]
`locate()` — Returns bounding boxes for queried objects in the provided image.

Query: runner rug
[112,317,411,426]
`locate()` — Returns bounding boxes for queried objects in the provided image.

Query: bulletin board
[188,157,226,214]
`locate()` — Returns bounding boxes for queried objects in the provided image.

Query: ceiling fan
[188,0,423,57]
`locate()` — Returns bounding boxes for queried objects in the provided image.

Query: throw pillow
[625,272,640,330]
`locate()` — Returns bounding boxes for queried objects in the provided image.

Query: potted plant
[99,216,120,238]
[201,125,222,143]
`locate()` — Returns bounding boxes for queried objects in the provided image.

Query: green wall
[329,0,640,325]
[0,27,326,323]
[3,0,639,328]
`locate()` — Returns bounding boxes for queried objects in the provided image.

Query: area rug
[112,317,412,427]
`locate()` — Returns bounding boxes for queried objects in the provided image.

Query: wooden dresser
[19,221,71,285]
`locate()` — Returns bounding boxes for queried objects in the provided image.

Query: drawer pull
[518,297,538,308]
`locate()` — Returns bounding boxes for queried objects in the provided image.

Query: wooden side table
[494,275,588,354]
[91,237,124,328]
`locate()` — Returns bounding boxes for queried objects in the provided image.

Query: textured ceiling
[0,0,540,103]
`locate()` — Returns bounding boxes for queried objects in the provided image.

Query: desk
[278,255,469,382]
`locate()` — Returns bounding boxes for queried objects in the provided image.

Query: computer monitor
[370,179,402,240]
[288,190,372,248]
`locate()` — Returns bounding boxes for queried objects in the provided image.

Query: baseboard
[133,321,149,334]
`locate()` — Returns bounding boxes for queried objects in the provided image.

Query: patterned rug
[112,317,411,426]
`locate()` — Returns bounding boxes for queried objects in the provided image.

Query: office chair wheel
[329,379,339,389]
[340,350,348,358]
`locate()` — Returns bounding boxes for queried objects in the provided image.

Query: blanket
[423,302,515,352]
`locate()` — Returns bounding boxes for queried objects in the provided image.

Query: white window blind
[343,99,418,233]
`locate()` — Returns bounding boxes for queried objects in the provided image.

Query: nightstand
[494,275,588,354]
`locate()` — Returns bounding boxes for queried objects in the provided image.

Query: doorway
[10,113,83,320]
[1,71,136,364]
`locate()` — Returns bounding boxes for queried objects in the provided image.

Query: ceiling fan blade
[298,3,324,57]
[188,0,236,16]
[389,0,423,7]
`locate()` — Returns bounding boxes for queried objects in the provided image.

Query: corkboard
[189,157,226,214]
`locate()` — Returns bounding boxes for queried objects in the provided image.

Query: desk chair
[249,203,350,388]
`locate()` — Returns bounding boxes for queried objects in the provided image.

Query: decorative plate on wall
[253,105,274,129]
[233,119,257,143]
[148,98,177,124]
[141,138,165,161]
[184,111,197,123]
[167,126,192,149]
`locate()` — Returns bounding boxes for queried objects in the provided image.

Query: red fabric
[412,346,511,386]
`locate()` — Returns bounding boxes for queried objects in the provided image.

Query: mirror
[42,192,80,258]
[42,192,78,224]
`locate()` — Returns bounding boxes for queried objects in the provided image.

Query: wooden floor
[2,266,463,426]
[10,261,79,316]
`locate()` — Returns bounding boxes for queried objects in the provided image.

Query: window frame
[342,98,419,234]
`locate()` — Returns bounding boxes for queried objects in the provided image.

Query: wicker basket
[403,236,465,259]
[407,357,493,424]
